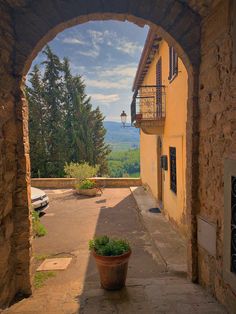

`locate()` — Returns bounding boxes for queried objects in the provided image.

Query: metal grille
[231,176,236,273]
[131,85,166,123]
[156,58,162,116]
[169,147,177,194]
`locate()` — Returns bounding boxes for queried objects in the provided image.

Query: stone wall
[0,2,32,309]
[31,178,142,189]
[0,3,16,306]
[198,0,236,311]
[0,0,235,311]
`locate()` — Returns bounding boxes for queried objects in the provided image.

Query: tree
[26,46,111,177]
[42,45,65,177]
[91,107,111,175]
[26,65,47,177]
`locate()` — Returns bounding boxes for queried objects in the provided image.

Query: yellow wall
[140,40,188,236]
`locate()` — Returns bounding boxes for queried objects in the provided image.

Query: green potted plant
[75,179,97,196]
[89,235,131,290]
[64,162,99,196]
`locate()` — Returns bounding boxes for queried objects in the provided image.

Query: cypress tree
[27,46,111,178]
[91,107,111,175]
[42,45,65,177]
[26,65,47,177]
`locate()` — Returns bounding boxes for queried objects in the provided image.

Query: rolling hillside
[103,121,140,151]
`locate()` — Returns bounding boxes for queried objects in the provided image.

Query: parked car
[31,187,49,211]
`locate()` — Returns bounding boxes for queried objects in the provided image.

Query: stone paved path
[2,188,227,314]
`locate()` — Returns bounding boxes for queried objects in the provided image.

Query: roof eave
[132,29,161,92]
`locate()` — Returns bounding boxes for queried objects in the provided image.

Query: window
[223,158,236,292]
[169,147,177,194]
[231,176,236,273]
[168,46,178,81]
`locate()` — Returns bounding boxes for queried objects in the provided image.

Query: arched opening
[1,0,201,307]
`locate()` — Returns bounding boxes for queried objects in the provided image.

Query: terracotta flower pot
[92,250,131,290]
[76,188,97,196]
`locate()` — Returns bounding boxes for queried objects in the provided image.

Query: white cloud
[115,39,143,56]
[85,77,131,90]
[87,30,106,44]
[104,115,122,122]
[90,93,120,104]
[84,29,143,58]
[62,36,85,45]
[99,64,137,78]
[78,50,99,58]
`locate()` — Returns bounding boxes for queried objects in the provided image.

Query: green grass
[32,211,47,237]
[34,271,56,289]
[34,254,50,262]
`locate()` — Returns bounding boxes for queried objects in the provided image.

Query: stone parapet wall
[31,178,142,189]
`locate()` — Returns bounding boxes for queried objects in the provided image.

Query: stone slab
[197,216,216,256]
[37,258,72,271]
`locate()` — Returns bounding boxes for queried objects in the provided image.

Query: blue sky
[28,21,149,122]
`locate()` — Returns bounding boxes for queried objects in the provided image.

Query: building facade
[131,30,188,236]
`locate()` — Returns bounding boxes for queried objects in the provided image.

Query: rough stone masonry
[0,0,235,312]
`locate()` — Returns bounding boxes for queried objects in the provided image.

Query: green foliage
[64,162,99,181]
[34,271,56,289]
[107,149,140,178]
[26,46,110,178]
[89,235,130,256]
[34,254,50,262]
[32,211,47,237]
[76,179,96,190]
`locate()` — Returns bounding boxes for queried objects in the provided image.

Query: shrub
[34,271,55,289]
[89,235,130,256]
[64,162,99,181]
[32,211,47,237]
[76,179,96,190]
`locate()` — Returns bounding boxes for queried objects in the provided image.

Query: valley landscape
[104,121,140,177]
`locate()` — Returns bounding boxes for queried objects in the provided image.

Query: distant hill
[103,121,140,151]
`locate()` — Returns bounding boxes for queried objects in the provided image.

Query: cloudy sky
[28,21,149,122]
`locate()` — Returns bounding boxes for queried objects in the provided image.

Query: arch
[12,0,200,76]
[1,0,201,305]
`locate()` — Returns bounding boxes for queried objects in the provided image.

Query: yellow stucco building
[131,30,188,236]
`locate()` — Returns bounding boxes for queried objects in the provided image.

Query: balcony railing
[131,85,166,124]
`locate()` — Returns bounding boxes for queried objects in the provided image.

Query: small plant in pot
[89,235,131,290]
[64,162,99,196]
[75,179,97,196]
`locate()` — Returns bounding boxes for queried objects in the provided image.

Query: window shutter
[169,147,177,194]
[156,58,162,117]
[169,46,173,80]
[169,46,178,81]
[174,50,178,75]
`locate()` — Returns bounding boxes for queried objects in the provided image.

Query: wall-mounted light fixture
[120,110,133,128]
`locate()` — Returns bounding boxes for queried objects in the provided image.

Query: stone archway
[0,0,201,307]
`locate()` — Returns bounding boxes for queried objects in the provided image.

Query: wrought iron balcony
[131,85,166,134]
